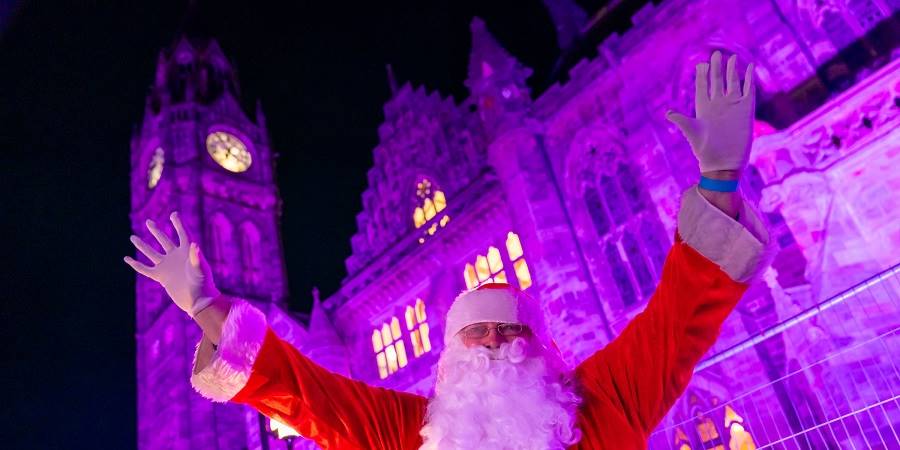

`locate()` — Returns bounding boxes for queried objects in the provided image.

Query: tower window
[413,178,450,243]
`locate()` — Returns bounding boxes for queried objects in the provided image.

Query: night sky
[0,1,637,447]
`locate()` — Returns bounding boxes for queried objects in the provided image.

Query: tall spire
[465,17,532,137]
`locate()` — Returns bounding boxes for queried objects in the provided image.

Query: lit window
[724,405,756,449]
[406,298,431,357]
[506,233,531,289]
[673,427,690,450]
[372,316,408,379]
[413,178,450,243]
[463,232,532,290]
[147,147,164,189]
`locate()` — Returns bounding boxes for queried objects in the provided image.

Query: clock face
[206,131,252,173]
[147,147,164,189]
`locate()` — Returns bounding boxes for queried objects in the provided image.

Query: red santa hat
[444,283,521,343]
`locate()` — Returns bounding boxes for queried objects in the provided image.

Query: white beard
[419,338,581,450]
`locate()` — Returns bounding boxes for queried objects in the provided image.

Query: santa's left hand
[665,51,756,174]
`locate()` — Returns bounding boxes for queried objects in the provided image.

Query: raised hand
[124,211,221,318]
[666,51,756,174]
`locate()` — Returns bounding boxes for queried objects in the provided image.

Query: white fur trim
[190,300,267,402]
[678,185,775,283]
[444,288,519,343]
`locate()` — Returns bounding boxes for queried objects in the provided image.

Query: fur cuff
[190,300,267,402]
[678,185,775,283]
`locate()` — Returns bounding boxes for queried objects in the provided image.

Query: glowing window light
[268,416,301,440]
[506,232,524,260]
[696,416,719,443]
[494,270,508,284]
[464,232,534,290]
[405,306,415,330]
[725,405,756,450]
[376,350,388,379]
[475,255,491,281]
[513,259,532,290]
[464,264,478,289]
[423,198,436,221]
[412,179,449,241]
[434,191,446,212]
[415,298,426,322]
[386,346,398,372]
[420,323,431,352]
[406,299,432,358]
[373,316,408,379]
[147,147,164,189]
[372,330,383,353]
[487,246,503,272]
[414,207,426,228]
[390,317,402,340]
[396,340,408,368]
[674,426,691,450]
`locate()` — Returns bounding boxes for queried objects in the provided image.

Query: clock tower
[129,34,289,449]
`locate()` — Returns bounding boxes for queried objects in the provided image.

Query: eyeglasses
[459,323,526,339]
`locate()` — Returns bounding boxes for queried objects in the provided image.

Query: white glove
[124,211,221,318]
[666,51,756,173]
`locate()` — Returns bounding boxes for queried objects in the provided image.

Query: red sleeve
[575,235,747,435]
[190,301,427,450]
[232,329,427,450]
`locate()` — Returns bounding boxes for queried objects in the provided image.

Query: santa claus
[126,51,772,449]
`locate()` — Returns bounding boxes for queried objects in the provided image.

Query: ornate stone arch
[563,121,627,200]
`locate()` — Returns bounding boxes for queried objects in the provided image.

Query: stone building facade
[131,0,900,448]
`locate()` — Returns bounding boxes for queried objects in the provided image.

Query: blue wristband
[699,176,739,192]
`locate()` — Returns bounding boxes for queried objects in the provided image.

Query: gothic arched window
[405,298,431,358]
[604,241,637,307]
[622,232,654,296]
[239,221,262,286]
[463,232,533,291]
[584,187,610,236]
[210,213,233,264]
[581,151,669,308]
[372,317,408,379]
[413,178,450,244]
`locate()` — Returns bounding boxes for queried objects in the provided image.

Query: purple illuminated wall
[132,1,900,448]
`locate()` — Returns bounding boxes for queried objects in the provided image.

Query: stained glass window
[413,178,450,243]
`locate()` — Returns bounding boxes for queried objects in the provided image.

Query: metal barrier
[649,263,900,450]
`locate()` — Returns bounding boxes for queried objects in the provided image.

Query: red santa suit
[190,186,772,449]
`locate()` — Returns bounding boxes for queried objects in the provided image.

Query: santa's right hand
[124,211,221,318]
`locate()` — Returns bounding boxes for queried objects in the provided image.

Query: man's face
[458,321,530,349]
